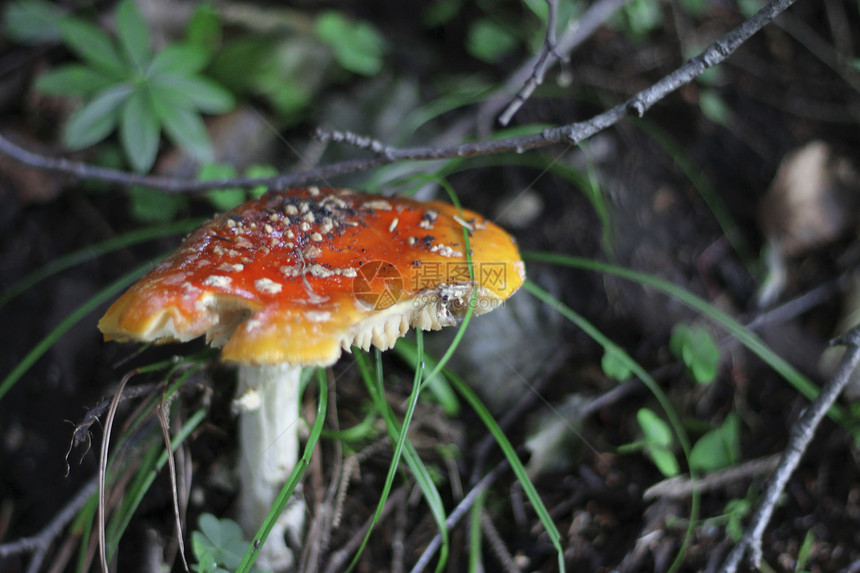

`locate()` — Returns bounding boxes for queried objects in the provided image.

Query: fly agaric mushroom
[98,186,525,570]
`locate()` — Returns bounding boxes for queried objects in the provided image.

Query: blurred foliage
[13,0,235,172]
[689,413,741,472]
[602,345,633,381]
[670,323,721,384]
[635,407,681,477]
[192,513,270,573]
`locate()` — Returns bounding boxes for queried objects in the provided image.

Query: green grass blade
[351,349,450,572]
[443,366,566,573]
[0,261,159,402]
[105,363,206,551]
[394,339,460,416]
[523,279,697,572]
[468,489,487,573]
[0,219,203,311]
[523,252,849,427]
[636,120,756,273]
[106,406,207,560]
[236,367,328,573]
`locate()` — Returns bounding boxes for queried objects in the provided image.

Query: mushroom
[98,186,525,570]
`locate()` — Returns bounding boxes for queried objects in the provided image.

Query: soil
[2,1,860,572]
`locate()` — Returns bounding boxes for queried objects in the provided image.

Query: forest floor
[2,0,860,572]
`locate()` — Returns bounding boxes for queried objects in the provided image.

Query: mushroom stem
[234,363,305,572]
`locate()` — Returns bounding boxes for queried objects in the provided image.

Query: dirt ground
[2,0,860,572]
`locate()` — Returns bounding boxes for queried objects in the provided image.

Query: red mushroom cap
[99,187,525,366]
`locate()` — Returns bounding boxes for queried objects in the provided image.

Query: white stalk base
[234,363,305,572]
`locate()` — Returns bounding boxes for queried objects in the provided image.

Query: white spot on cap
[364,199,392,211]
[389,218,399,233]
[255,278,283,294]
[203,275,232,288]
[310,232,324,242]
[430,244,463,258]
[218,263,245,272]
[305,310,331,322]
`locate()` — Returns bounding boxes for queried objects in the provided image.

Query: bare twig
[314,127,395,158]
[481,509,522,573]
[721,324,860,572]
[409,460,509,573]
[0,476,98,573]
[497,0,562,127]
[482,0,631,131]
[643,454,780,500]
[322,487,408,573]
[0,0,800,194]
[65,380,161,475]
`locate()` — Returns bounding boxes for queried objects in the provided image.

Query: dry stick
[481,0,631,131]
[496,0,562,127]
[0,0,799,195]
[497,0,632,127]
[0,476,98,573]
[643,453,781,501]
[480,510,521,573]
[721,325,860,573]
[409,460,509,573]
[322,487,408,573]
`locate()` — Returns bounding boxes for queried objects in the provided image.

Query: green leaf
[150,74,234,113]
[185,3,221,56]
[670,323,720,384]
[147,43,210,76]
[59,17,126,77]
[622,0,663,38]
[155,103,213,162]
[466,19,519,63]
[689,413,740,472]
[315,11,385,76]
[116,0,151,69]
[650,443,681,477]
[699,89,731,127]
[35,65,115,97]
[737,0,765,18]
[199,163,243,210]
[119,89,160,173]
[637,407,673,448]
[192,514,251,572]
[725,497,751,541]
[601,346,632,381]
[64,83,133,149]
[3,0,66,45]
[127,186,187,223]
[679,0,707,16]
[244,164,279,198]
[423,0,463,27]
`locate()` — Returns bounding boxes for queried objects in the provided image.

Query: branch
[496,0,631,127]
[720,325,860,572]
[0,477,98,573]
[0,0,799,194]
